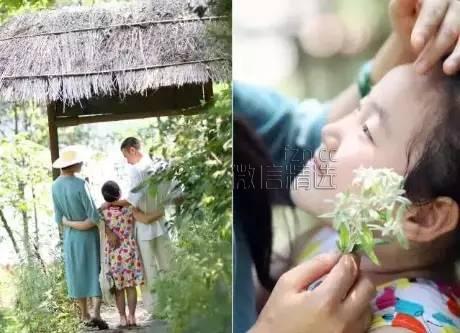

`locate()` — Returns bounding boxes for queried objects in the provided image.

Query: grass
[0,267,18,332]
[0,266,15,308]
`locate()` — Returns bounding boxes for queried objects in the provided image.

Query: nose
[321,122,340,154]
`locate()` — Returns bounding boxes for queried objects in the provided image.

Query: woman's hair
[101,181,121,203]
[404,73,460,205]
[234,117,276,291]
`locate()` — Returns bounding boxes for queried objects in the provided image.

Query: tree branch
[0,209,20,256]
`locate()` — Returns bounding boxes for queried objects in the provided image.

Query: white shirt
[127,155,168,241]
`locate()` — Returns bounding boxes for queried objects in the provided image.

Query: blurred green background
[234,0,390,100]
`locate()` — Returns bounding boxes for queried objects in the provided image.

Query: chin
[290,186,324,216]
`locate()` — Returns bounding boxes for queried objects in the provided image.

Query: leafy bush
[14,262,80,333]
[145,85,232,333]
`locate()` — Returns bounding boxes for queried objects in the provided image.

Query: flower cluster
[320,167,411,265]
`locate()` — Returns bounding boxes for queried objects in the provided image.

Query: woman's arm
[132,207,164,224]
[62,218,96,230]
[100,199,131,210]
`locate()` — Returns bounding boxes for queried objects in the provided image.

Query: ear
[404,197,459,242]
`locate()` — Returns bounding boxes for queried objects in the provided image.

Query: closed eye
[362,124,375,144]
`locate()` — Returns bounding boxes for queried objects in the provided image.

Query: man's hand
[132,207,142,221]
[62,217,70,227]
[106,227,120,248]
[390,0,460,74]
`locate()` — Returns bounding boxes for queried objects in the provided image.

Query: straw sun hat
[52,145,88,169]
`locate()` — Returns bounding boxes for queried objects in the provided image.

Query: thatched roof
[0,0,230,105]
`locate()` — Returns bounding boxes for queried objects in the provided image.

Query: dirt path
[82,302,169,333]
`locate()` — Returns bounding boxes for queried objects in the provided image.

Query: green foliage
[143,84,231,333]
[0,0,53,21]
[14,262,80,333]
[0,307,18,333]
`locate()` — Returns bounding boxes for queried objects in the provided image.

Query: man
[109,137,172,313]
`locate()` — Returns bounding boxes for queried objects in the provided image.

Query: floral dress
[102,205,143,290]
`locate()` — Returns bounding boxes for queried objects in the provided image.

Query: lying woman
[288,63,460,332]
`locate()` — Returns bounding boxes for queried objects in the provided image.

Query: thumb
[390,0,418,18]
[281,252,340,291]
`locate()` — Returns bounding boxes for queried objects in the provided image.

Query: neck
[61,170,75,176]
[359,241,456,286]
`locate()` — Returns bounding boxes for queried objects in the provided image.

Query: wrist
[371,33,416,84]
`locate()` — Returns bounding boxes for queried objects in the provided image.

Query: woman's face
[291,64,440,216]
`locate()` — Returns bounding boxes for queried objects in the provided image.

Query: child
[285,64,460,332]
[100,180,163,328]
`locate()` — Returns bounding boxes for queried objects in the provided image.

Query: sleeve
[233,81,329,172]
[52,188,63,225]
[80,181,101,225]
[127,167,143,207]
[154,181,176,207]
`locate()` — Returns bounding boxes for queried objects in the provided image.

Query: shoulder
[233,81,296,119]
[75,178,87,189]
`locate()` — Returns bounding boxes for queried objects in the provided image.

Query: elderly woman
[51,146,108,330]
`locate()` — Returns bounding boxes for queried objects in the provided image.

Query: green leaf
[130,178,149,193]
[338,223,350,253]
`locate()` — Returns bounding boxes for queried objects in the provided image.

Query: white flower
[319,167,410,265]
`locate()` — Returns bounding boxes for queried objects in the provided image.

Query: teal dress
[52,176,102,299]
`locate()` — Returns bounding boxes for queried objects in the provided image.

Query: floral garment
[102,205,143,290]
[371,278,460,333]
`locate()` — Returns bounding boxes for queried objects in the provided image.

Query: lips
[313,155,325,176]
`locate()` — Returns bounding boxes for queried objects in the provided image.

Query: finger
[316,254,359,303]
[415,4,460,74]
[390,0,418,18]
[444,37,460,74]
[341,275,376,317]
[278,252,340,291]
[344,306,373,333]
[411,0,449,52]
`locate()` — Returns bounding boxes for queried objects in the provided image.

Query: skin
[251,253,375,333]
[115,287,137,327]
[121,146,143,165]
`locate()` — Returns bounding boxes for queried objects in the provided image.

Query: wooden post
[203,80,213,102]
[47,102,60,180]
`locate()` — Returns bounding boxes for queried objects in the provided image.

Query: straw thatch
[0,0,230,105]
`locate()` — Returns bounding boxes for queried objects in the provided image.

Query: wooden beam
[56,82,213,118]
[55,106,205,128]
[47,102,60,180]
